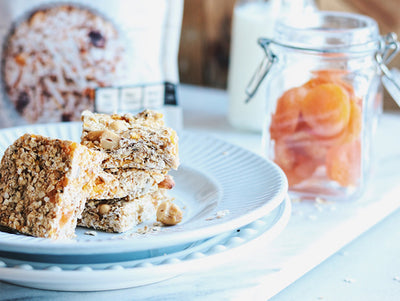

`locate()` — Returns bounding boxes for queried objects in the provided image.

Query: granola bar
[80,110,179,172]
[0,134,106,239]
[78,189,172,233]
[91,168,166,200]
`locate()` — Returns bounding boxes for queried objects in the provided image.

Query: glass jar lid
[274,11,380,52]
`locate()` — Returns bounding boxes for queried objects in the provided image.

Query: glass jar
[247,11,400,200]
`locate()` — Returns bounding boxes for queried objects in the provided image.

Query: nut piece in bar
[80,110,179,172]
[78,189,172,233]
[0,134,106,239]
[157,200,183,226]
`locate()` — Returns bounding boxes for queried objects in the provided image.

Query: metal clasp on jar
[245,38,277,103]
[376,33,400,106]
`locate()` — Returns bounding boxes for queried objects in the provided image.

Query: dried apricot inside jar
[269,70,362,190]
[270,87,306,140]
[301,83,351,137]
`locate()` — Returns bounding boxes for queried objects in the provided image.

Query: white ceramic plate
[0,123,288,255]
[0,196,291,291]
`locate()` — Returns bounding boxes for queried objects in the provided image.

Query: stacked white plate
[0,124,290,291]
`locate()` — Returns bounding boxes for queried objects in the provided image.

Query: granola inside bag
[0,0,183,128]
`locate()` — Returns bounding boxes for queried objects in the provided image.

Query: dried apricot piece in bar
[326,139,361,186]
[301,83,351,137]
[270,86,307,140]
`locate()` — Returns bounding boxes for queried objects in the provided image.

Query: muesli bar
[78,189,173,233]
[80,110,179,172]
[90,168,166,200]
[0,134,106,239]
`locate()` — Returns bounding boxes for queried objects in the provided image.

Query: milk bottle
[227,0,316,132]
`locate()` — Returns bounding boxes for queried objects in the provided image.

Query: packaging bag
[0,0,183,128]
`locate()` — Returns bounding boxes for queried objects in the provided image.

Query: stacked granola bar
[0,110,181,239]
[78,110,180,233]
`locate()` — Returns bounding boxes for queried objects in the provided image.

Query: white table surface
[1,84,400,300]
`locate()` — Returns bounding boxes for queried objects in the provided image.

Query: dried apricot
[301,83,351,137]
[309,69,355,98]
[270,87,307,140]
[283,153,319,187]
[326,139,361,186]
[341,98,362,143]
[311,69,348,79]
[274,138,296,171]
[303,77,329,89]
[274,138,319,187]
[323,97,362,147]
[284,121,331,163]
[270,69,361,188]
[304,70,343,89]
[335,80,355,99]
